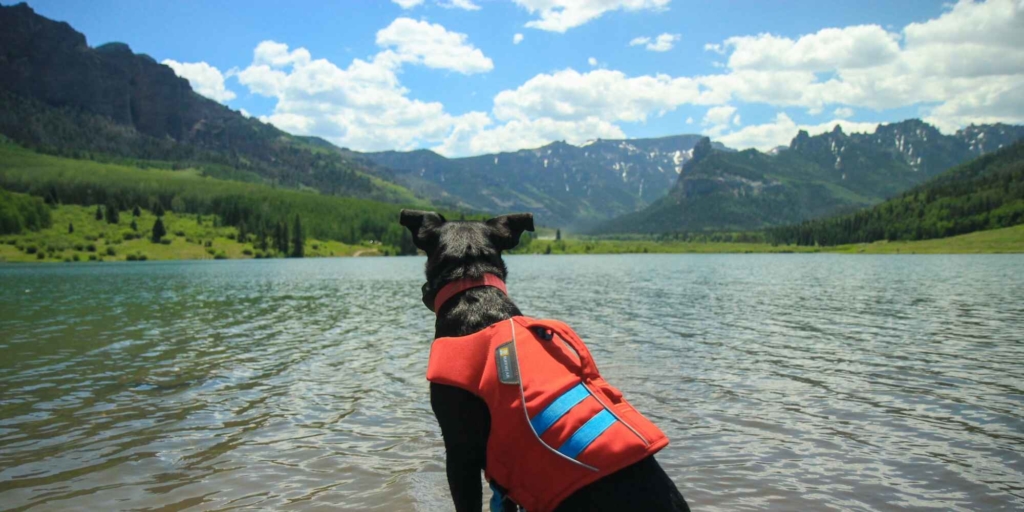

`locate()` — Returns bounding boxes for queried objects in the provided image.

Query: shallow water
[1,255,1022,511]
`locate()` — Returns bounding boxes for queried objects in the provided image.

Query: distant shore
[512,225,1024,255]
[4,216,1022,263]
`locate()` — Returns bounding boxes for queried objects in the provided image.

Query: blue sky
[15,0,1024,156]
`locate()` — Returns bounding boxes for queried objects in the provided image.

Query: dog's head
[399,210,534,309]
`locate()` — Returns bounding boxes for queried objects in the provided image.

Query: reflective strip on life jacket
[558,409,617,459]
[530,383,589,435]
[529,383,619,462]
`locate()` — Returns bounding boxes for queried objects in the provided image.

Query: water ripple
[1,255,1022,510]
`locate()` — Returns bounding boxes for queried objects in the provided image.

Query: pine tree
[237,220,247,243]
[131,219,138,232]
[275,221,289,255]
[105,198,120,224]
[151,218,166,243]
[68,222,74,234]
[257,224,269,252]
[132,205,141,217]
[291,215,304,258]
[95,205,103,221]
[153,202,165,217]
[555,229,562,241]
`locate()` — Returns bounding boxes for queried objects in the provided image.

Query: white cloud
[514,0,671,33]
[716,113,880,150]
[435,115,625,155]
[493,68,701,124]
[631,33,680,52]
[437,68,703,155]
[376,18,493,74]
[686,116,694,124]
[513,33,524,44]
[588,57,598,67]
[723,25,900,71]
[438,0,481,9]
[704,43,724,54]
[833,107,854,118]
[698,0,1024,128]
[702,105,737,136]
[924,80,1024,132]
[239,108,252,118]
[235,37,489,153]
[703,105,736,127]
[162,60,236,103]
[392,0,424,8]
[252,40,311,68]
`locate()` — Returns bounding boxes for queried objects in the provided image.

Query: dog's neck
[432,279,523,339]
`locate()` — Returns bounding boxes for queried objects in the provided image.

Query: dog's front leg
[431,382,490,512]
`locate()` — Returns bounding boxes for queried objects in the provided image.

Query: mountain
[0,3,419,204]
[596,120,1024,234]
[363,136,732,228]
[767,139,1024,246]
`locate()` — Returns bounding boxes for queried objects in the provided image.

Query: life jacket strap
[433,274,507,313]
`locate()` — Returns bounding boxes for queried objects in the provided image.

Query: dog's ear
[400,209,447,253]
[486,213,534,251]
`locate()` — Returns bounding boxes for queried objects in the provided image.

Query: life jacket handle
[526,319,600,378]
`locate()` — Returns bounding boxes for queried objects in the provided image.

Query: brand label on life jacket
[495,341,519,385]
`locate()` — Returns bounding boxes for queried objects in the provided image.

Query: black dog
[401,210,689,512]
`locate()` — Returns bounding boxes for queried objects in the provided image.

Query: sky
[15,0,1024,156]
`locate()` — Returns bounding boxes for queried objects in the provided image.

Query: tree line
[0,189,51,235]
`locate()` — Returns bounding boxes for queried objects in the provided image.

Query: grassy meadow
[0,203,382,263]
[829,223,1024,254]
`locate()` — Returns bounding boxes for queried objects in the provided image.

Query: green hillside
[0,200,380,263]
[0,143,419,254]
[767,140,1024,246]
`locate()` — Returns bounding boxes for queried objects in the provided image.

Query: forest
[0,188,51,235]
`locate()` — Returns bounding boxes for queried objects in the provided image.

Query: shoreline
[4,224,1022,263]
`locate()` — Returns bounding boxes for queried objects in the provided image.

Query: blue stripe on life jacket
[557,409,617,459]
[530,383,589,436]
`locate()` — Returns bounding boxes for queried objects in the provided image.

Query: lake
[1,255,1023,511]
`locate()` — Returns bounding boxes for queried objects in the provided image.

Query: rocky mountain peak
[790,130,812,150]
[95,42,133,54]
[691,136,714,163]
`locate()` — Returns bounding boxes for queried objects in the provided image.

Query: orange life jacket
[427,315,669,512]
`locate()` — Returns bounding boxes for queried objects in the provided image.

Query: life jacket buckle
[531,326,554,341]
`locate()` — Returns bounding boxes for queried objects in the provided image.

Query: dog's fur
[402,210,689,512]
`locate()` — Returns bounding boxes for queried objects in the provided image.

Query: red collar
[433,274,507,313]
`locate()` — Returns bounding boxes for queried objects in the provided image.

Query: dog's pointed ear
[399,209,446,252]
[486,213,534,251]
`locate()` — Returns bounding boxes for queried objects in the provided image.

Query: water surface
[1,255,1022,510]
